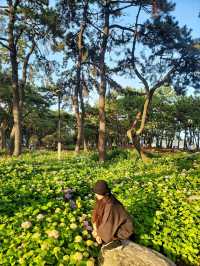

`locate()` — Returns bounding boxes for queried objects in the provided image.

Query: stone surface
[100,240,176,266]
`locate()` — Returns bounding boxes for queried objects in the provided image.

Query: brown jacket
[96,200,134,244]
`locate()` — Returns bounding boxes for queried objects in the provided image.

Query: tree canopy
[0,0,199,160]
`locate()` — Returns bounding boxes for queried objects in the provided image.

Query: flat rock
[100,240,176,266]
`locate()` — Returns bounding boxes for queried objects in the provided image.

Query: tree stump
[100,240,176,266]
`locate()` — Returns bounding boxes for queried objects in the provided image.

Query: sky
[173,0,199,39]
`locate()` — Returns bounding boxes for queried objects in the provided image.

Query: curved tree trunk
[135,96,152,162]
[127,95,153,162]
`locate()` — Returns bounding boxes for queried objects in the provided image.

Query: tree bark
[159,134,163,148]
[0,121,6,150]
[134,95,152,161]
[183,128,187,150]
[74,0,88,153]
[177,130,181,149]
[20,40,36,133]
[84,138,88,152]
[74,37,83,153]
[79,81,86,151]
[98,2,110,162]
[98,89,106,161]
[73,93,82,153]
[9,124,15,155]
[12,87,21,156]
[197,132,200,150]
[129,3,178,161]
[8,2,21,156]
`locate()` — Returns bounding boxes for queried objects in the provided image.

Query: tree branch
[87,19,104,35]
[23,110,32,119]
[132,4,142,65]
[0,41,10,50]
[131,4,150,93]
[7,1,13,6]
[109,24,135,32]
[111,1,139,4]
[15,28,24,45]
[14,0,20,9]
[22,40,36,85]
[0,37,9,42]
[106,76,123,92]
[134,66,150,92]
[150,64,177,94]
[111,4,134,14]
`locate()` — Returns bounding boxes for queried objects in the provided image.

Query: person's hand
[92,223,97,231]
[96,236,102,244]
[92,230,97,238]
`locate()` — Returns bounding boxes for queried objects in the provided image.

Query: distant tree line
[1,82,199,152]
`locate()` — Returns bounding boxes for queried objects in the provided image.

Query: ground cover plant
[0,150,199,266]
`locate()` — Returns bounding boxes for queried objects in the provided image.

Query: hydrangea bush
[0,150,199,265]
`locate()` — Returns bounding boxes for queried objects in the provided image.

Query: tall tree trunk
[98,2,110,162]
[170,138,174,149]
[166,137,171,148]
[160,134,163,148]
[8,3,21,156]
[79,82,86,152]
[177,130,181,149]
[156,134,159,148]
[98,89,106,161]
[9,126,15,155]
[184,128,187,150]
[74,57,84,153]
[193,130,198,150]
[20,40,36,146]
[0,121,6,150]
[84,138,88,152]
[74,50,83,153]
[197,132,200,150]
[74,51,82,153]
[74,0,88,153]
[73,93,82,153]
[12,81,21,156]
